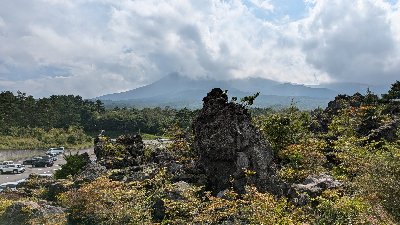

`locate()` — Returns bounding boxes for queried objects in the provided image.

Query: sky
[0,0,399,98]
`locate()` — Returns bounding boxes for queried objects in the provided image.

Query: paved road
[0,148,95,185]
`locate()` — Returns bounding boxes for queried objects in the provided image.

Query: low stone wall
[0,149,46,161]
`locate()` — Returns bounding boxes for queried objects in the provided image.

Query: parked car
[42,155,57,162]
[0,179,25,192]
[0,161,13,166]
[0,164,25,174]
[46,152,58,158]
[22,157,43,165]
[32,159,53,167]
[22,159,37,165]
[46,147,65,155]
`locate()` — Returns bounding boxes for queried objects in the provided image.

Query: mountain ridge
[96,73,387,109]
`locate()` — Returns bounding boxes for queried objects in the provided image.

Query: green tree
[54,152,91,179]
[382,80,400,101]
[254,106,311,154]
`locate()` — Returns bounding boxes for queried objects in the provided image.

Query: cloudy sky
[0,0,399,98]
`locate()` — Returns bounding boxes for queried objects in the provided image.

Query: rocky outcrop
[193,88,283,195]
[312,93,367,133]
[116,134,145,157]
[291,173,342,205]
[17,174,74,202]
[0,201,66,225]
[95,134,145,169]
[367,118,399,142]
[74,161,108,183]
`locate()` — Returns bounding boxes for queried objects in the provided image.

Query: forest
[0,91,197,149]
[0,81,399,224]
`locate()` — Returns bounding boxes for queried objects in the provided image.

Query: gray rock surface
[367,118,399,142]
[0,201,66,225]
[291,173,341,205]
[95,134,145,169]
[193,88,283,195]
[75,161,108,182]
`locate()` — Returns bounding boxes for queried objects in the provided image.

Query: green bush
[355,142,400,221]
[58,177,152,225]
[278,139,327,182]
[54,153,91,179]
[315,192,370,225]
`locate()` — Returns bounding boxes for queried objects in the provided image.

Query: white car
[0,164,25,174]
[0,161,13,165]
[46,147,65,155]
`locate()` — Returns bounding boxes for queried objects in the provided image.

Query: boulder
[95,134,145,169]
[367,118,399,142]
[74,161,108,183]
[116,134,144,157]
[0,201,66,225]
[193,88,283,195]
[291,173,341,205]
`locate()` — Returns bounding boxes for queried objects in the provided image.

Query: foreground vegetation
[0,81,399,224]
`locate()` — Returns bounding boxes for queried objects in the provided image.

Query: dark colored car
[41,155,57,162]
[32,159,53,167]
[23,159,37,165]
[22,157,43,165]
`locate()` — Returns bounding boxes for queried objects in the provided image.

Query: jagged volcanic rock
[367,118,399,142]
[94,134,145,169]
[193,88,283,195]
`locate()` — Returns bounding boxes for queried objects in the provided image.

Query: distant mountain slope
[309,82,388,96]
[98,73,336,98]
[97,73,391,109]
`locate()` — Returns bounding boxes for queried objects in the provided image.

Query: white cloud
[0,0,399,98]
[300,0,400,84]
[0,17,4,28]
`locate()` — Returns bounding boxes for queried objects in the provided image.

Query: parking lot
[0,148,95,186]
[0,140,167,190]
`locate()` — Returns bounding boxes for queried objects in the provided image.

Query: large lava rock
[193,88,283,195]
[94,134,145,169]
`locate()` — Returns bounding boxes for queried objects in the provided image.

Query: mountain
[309,82,389,96]
[96,73,370,109]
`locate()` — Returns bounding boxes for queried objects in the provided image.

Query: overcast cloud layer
[0,0,399,98]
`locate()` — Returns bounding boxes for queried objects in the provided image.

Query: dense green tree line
[93,106,197,136]
[1,80,398,137]
[0,91,197,137]
[0,91,103,132]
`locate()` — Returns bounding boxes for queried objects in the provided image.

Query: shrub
[54,152,90,179]
[58,177,152,225]
[315,191,370,224]
[0,126,92,150]
[255,109,311,154]
[278,139,327,182]
[355,142,400,221]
